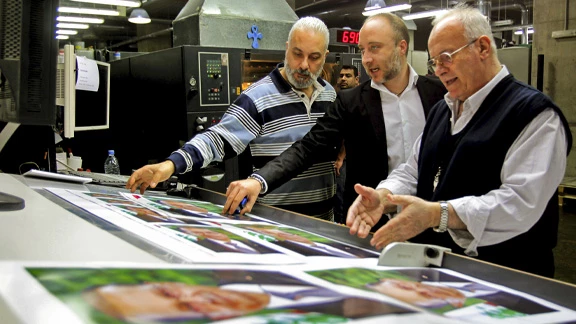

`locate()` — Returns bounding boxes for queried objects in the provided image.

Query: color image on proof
[165,225,279,254]
[235,224,379,258]
[114,204,204,225]
[143,196,262,222]
[306,267,556,321]
[26,267,413,323]
[82,192,133,204]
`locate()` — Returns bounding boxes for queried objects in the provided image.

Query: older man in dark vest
[347,5,572,278]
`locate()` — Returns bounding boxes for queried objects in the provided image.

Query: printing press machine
[0,172,575,323]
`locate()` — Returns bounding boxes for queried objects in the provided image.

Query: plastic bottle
[104,150,121,175]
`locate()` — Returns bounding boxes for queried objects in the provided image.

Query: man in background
[337,65,359,91]
[333,64,360,222]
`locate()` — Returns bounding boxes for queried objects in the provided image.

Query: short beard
[383,47,402,83]
[284,59,322,89]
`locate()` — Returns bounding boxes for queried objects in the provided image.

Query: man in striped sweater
[127,17,338,221]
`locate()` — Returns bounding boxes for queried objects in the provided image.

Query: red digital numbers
[337,29,360,45]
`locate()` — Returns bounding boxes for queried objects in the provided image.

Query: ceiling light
[56,35,69,40]
[491,19,514,27]
[70,0,141,7]
[128,8,151,24]
[56,30,79,35]
[57,23,89,29]
[515,28,534,35]
[57,16,105,24]
[58,7,120,16]
[362,4,412,16]
[402,9,448,20]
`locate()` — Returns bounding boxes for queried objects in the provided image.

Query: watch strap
[433,201,448,233]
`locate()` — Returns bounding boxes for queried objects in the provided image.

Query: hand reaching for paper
[126,160,175,194]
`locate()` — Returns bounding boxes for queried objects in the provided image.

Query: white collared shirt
[378,66,567,256]
[371,65,425,173]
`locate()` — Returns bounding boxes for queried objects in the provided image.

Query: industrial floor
[554,204,576,285]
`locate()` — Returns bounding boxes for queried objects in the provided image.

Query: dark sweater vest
[412,74,572,277]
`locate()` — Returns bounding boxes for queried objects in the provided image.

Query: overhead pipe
[106,27,173,50]
[491,23,532,32]
[477,0,492,21]
[491,0,530,44]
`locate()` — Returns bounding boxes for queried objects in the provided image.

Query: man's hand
[346,184,390,238]
[126,160,175,194]
[222,178,261,215]
[370,194,439,249]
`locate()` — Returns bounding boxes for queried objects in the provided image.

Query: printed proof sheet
[47,188,379,265]
[0,262,575,324]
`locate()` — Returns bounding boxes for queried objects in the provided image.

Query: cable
[18,162,40,175]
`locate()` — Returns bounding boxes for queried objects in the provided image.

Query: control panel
[198,52,230,106]
[187,111,225,138]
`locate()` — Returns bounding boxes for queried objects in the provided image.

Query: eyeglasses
[427,38,478,72]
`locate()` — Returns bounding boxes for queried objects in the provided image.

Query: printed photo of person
[94,197,137,205]
[366,278,466,308]
[142,196,265,222]
[306,267,555,320]
[146,197,227,219]
[242,225,379,258]
[82,282,271,321]
[115,205,200,224]
[82,192,125,199]
[27,267,413,323]
[169,226,278,254]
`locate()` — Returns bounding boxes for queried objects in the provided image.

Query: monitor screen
[62,45,111,138]
[74,60,110,130]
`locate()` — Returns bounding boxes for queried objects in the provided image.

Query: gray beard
[284,59,321,89]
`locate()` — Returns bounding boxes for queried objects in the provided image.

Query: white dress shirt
[371,65,425,174]
[377,66,568,256]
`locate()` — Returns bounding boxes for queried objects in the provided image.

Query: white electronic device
[23,169,92,184]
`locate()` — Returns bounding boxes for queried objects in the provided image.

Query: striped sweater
[168,68,337,220]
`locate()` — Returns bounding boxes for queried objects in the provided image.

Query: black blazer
[258,75,446,214]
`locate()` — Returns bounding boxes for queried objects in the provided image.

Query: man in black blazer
[223,13,446,226]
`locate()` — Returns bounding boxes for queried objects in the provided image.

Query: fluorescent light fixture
[491,19,514,27]
[58,7,120,16]
[57,16,105,23]
[57,23,89,29]
[128,8,151,24]
[56,35,70,40]
[56,29,79,35]
[402,9,448,20]
[70,0,141,7]
[362,4,412,16]
[515,28,534,35]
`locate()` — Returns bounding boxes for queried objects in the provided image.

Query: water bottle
[104,150,121,175]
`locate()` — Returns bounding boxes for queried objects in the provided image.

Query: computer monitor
[0,0,58,210]
[0,0,58,125]
[60,44,111,138]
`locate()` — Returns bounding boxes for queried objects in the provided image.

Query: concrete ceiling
[57,0,533,50]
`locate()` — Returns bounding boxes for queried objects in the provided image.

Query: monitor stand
[0,191,25,211]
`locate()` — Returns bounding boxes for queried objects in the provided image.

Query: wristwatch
[433,201,449,233]
[248,174,267,194]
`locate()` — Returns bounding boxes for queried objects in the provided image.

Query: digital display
[336,29,360,45]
